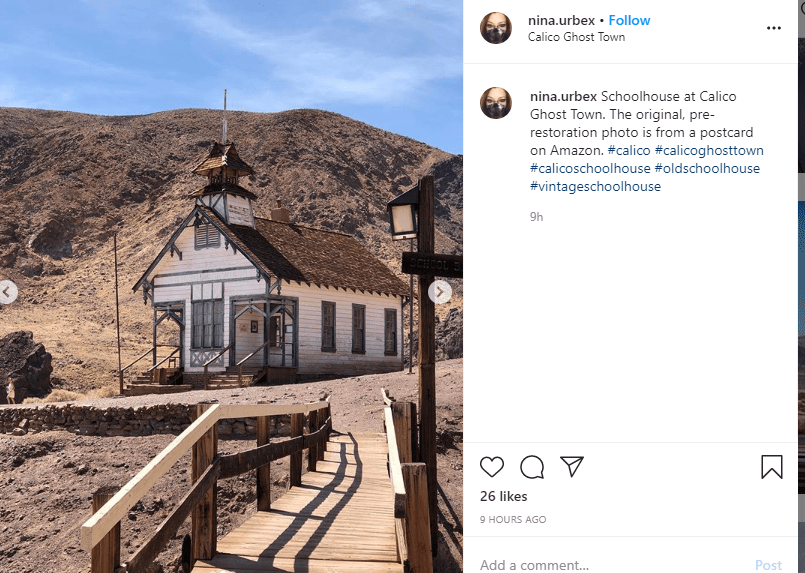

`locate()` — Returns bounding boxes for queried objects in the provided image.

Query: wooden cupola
[189,142,258,228]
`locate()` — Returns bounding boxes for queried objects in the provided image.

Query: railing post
[257,413,271,511]
[402,463,433,573]
[308,409,319,472]
[191,402,218,562]
[290,413,304,487]
[91,486,120,573]
[392,402,416,464]
[319,403,330,461]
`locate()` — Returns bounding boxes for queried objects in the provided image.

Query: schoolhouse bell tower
[189,90,258,229]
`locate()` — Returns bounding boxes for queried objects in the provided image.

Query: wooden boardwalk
[192,432,404,573]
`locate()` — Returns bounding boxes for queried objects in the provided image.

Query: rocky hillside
[0,108,462,391]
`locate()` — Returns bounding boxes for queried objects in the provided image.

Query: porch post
[152,308,157,366]
[229,299,236,368]
[263,302,268,369]
[180,304,185,371]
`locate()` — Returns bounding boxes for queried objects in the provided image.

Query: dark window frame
[321,301,336,352]
[191,298,224,349]
[352,304,366,354]
[384,308,397,356]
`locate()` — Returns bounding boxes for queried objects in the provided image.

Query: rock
[0,244,19,268]
[436,307,463,360]
[76,464,89,475]
[11,427,26,436]
[28,218,73,260]
[0,331,53,403]
[17,257,44,278]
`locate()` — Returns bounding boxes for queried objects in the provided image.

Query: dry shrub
[22,384,118,404]
[23,389,81,403]
[87,385,117,399]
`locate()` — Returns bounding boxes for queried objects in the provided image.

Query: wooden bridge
[81,394,433,573]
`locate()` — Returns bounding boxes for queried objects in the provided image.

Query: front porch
[187,296,299,389]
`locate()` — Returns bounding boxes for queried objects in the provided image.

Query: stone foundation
[0,403,289,438]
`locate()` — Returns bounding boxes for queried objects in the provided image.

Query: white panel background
[464,1,795,570]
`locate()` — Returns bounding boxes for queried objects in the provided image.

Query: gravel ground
[0,359,463,573]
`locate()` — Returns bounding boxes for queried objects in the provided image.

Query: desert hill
[0,107,463,391]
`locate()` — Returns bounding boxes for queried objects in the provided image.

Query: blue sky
[0,0,463,154]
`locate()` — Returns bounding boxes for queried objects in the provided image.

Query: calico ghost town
[131,139,407,391]
[0,107,463,573]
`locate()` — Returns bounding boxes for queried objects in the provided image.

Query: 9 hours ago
[529,31,626,42]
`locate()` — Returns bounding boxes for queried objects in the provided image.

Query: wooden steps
[207,367,265,390]
[124,368,186,396]
[192,432,403,573]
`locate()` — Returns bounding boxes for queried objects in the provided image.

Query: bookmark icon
[760,455,782,479]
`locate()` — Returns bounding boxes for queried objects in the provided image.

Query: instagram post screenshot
[0,1,799,573]
[0,2,463,573]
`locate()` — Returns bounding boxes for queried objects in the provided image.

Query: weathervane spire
[222,89,228,145]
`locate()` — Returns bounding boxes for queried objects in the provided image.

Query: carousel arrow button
[428,280,452,304]
[0,280,18,304]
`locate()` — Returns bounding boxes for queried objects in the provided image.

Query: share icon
[560,456,584,478]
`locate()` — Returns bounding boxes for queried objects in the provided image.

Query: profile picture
[480,12,512,44]
[480,87,512,119]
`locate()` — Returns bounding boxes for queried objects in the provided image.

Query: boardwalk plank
[191,432,402,573]
[194,553,403,572]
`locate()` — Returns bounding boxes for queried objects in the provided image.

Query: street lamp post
[387,176,438,555]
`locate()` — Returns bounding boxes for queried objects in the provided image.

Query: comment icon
[520,455,544,479]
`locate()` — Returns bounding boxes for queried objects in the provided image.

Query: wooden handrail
[383,405,407,519]
[145,347,180,373]
[236,340,270,367]
[126,458,220,572]
[120,348,153,374]
[381,389,432,573]
[121,345,180,373]
[218,417,332,479]
[237,340,271,386]
[80,400,332,554]
[203,342,233,371]
[80,404,221,551]
[203,343,234,389]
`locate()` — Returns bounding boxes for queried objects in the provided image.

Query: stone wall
[0,403,276,438]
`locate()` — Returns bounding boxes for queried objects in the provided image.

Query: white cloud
[178,0,460,109]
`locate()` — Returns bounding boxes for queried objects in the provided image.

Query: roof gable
[132,206,267,293]
[135,206,407,298]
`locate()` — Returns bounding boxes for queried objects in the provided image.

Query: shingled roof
[192,143,254,177]
[198,206,407,297]
[188,182,258,200]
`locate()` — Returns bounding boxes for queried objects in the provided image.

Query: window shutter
[195,223,220,249]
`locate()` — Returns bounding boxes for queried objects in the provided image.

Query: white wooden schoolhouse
[133,140,407,385]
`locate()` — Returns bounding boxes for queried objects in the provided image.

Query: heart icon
[480,456,504,478]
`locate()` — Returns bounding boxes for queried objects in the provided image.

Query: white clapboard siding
[150,224,257,284]
[147,224,404,376]
[280,282,403,376]
[234,308,265,368]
